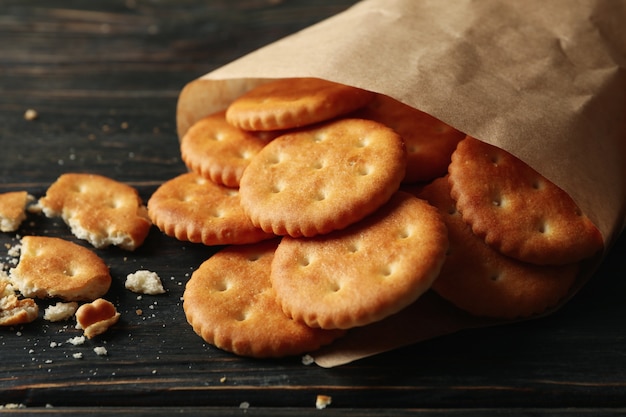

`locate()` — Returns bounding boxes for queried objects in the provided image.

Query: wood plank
[1,407,626,417]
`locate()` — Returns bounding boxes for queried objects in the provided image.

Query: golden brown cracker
[180,110,276,187]
[0,191,33,233]
[75,298,121,339]
[270,191,448,329]
[239,118,406,237]
[183,240,344,358]
[148,172,275,246]
[448,136,603,265]
[38,173,152,251]
[9,236,111,302]
[418,177,580,319]
[357,94,464,183]
[0,272,38,326]
[225,78,375,131]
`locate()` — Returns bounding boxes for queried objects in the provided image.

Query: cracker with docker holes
[239,117,406,237]
[37,173,152,251]
[183,240,345,358]
[356,94,465,184]
[418,177,580,319]
[0,191,34,233]
[180,110,278,188]
[270,191,448,330]
[225,77,375,131]
[148,172,275,246]
[448,136,604,265]
[9,236,111,302]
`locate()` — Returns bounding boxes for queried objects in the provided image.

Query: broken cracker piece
[38,173,152,251]
[315,395,332,410]
[44,301,79,322]
[0,191,34,233]
[0,272,38,326]
[9,236,111,301]
[23,109,38,121]
[75,298,120,339]
[125,270,166,295]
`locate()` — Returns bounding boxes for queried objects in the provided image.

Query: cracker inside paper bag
[176,0,626,366]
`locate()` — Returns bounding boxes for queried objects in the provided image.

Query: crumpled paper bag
[176,0,626,367]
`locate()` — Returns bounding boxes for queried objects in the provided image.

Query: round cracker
[448,136,603,265]
[180,110,276,188]
[239,118,407,237]
[147,172,275,246]
[357,94,465,183]
[225,78,375,131]
[417,177,580,319]
[270,191,448,330]
[9,236,111,302]
[183,240,344,358]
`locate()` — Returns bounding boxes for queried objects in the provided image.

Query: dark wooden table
[1,1,626,415]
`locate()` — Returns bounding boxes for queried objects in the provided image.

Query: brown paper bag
[176,0,626,366]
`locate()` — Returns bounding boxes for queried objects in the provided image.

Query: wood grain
[1,1,626,415]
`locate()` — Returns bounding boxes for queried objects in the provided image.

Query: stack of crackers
[148,77,604,358]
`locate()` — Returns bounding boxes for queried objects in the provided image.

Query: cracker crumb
[0,403,25,409]
[125,270,166,295]
[44,302,78,322]
[220,376,227,383]
[26,203,42,214]
[72,352,83,359]
[316,394,332,409]
[239,402,250,410]
[7,244,21,258]
[93,346,107,356]
[23,109,38,121]
[67,335,85,346]
[301,354,314,365]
